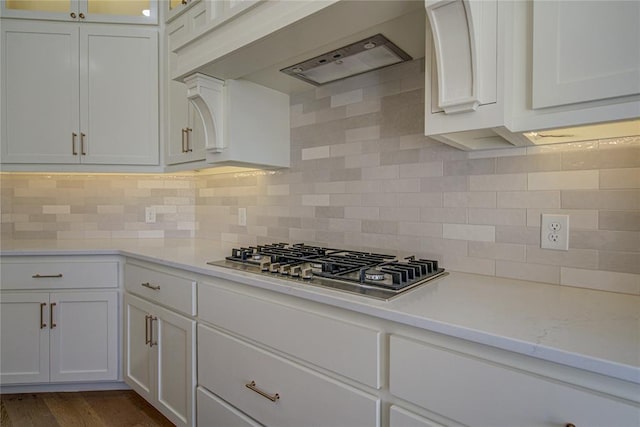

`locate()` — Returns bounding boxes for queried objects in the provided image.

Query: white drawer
[389,335,640,427]
[198,280,381,388]
[389,406,444,427]
[125,261,196,316]
[0,257,118,290]
[198,324,380,427]
[197,386,262,427]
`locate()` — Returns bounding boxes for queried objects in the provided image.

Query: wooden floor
[0,390,174,427]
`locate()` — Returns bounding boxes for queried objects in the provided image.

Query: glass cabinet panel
[87,0,150,17]
[5,0,71,12]
[169,0,184,11]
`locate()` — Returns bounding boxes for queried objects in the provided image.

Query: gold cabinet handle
[245,381,280,402]
[144,315,151,345]
[79,12,85,19]
[50,302,57,329]
[70,12,76,18]
[141,282,160,291]
[80,133,86,155]
[40,303,47,329]
[32,273,63,278]
[181,128,187,153]
[72,132,78,155]
[149,316,157,347]
[185,128,193,152]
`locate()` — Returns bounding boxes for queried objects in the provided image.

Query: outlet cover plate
[541,214,569,250]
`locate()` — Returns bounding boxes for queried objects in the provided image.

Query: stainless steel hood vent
[280,34,412,86]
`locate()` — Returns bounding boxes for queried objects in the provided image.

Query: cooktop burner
[208,243,446,300]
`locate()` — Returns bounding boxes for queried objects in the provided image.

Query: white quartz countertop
[2,238,639,385]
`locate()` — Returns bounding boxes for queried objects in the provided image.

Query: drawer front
[198,324,380,427]
[0,257,118,290]
[125,262,195,316]
[389,406,444,427]
[197,386,262,427]
[389,335,640,427]
[198,281,381,388]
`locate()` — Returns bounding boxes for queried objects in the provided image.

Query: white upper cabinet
[531,1,640,109]
[424,0,640,150]
[1,21,80,164]
[0,0,158,24]
[165,13,207,166]
[1,21,159,167]
[184,74,290,168]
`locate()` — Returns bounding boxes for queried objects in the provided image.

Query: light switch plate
[540,214,569,250]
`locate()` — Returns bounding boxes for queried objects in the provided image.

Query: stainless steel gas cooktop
[208,243,447,300]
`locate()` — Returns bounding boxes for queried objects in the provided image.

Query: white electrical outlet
[145,207,156,224]
[541,214,569,250]
[238,207,247,226]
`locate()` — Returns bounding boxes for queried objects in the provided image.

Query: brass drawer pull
[149,316,157,347]
[245,381,280,402]
[185,127,193,152]
[40,303,47,329]
[141,282,160,291]
[80,132,86,155]
[145,315,151,345]
[32,273,63,278]
[50,302,57,329]
[72,132,78,155]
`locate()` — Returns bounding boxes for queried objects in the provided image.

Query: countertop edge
[2,244,639,387]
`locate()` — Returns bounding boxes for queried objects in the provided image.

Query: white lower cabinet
[0,256,119,386]
[124,292,195,427]
[197,324,380,427]
[1,291,118,384]
[389,335,640,427]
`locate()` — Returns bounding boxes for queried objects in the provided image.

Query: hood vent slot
[280,34,411,86]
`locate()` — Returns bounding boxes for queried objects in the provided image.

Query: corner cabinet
[424,0,640,150]
[123,260,196,427]
[0,256,119,386]
[1,20,159,166]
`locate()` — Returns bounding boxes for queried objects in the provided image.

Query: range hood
[172,1,426,95]
[280,34,412,86]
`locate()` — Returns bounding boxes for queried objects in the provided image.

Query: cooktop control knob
[279,264,291,275]
[269,263,281,273]
[290,266,301,277]
[301,268,313,280]
[259,259,271,272]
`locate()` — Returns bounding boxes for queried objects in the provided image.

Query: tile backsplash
[1,59,638,294]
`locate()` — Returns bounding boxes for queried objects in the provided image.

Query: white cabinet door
[155,304,195,427]
[166,16,206,166]
[532,0,640,109]
[49,291,118,382]
[124,292,195,427]
[0,293,50,384]
[1,21,159,167]
[124,293,154,400]
[81,26,159,165]
[1,21,80,164]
